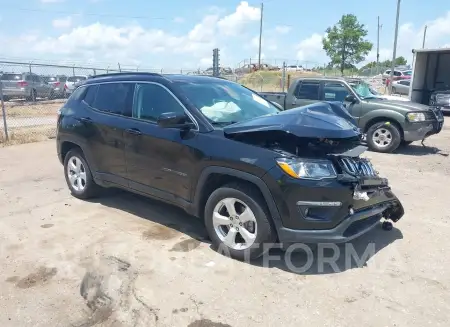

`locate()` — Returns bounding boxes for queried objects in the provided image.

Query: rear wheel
[366,121,401,153]
[204,183,276,260]
[64,148,101,199]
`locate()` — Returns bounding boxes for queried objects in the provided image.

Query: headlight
[406,112,426,122]
[276,158,337,180]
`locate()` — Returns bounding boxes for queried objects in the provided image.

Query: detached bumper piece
[278,199,403,244]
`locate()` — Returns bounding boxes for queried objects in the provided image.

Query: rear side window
[323,82,349,102]
[83,85,98,106]
[295,82,320,100]
[1,74,22,80]
[393,71,402,77]
[59,77,67,82]
[91,83,135,116]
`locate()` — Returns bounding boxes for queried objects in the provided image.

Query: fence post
[29,62,32,73]
[281,61,286,92]
[287,74,291,89]
[0,82,9,141]
[118,63,121,72]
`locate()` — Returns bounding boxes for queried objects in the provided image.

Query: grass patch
[0,125,56,147]
[239,70,323,92]
[1,100,63,118]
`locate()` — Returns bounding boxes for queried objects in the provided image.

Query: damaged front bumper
[264,146,405,244]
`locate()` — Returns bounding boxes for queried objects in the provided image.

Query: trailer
[410,48,450,109]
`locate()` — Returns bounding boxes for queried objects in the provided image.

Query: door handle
[126,128,142,135]
[79,117,92,123]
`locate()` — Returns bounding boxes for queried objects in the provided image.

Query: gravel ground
[0,120,449,327]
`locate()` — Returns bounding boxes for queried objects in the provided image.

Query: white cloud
[250,35,277,51]
[52,16,73,29]
[217,1,260,36]
[296,33,324,62]
[274,25,291,34]
[0,1,262,69]
[173,17,185,23]
[295,11,450,66]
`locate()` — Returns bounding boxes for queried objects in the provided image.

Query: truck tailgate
[259,92,286,106]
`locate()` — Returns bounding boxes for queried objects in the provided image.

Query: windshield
[350,81,377,99]
[178,80,280,124]
[1,74,22,81]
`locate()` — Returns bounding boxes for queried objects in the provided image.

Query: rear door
[286,80,321,109]
[79,82,134,186]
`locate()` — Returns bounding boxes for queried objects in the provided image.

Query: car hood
[223,102,360,139]
[363,98,430,111]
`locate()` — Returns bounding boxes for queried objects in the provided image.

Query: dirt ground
[1,121,450,327]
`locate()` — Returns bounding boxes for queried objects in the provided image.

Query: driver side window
[133,83,186,122]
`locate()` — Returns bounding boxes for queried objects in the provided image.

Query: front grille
[431,107,444,119]
[339,157,378,177]
[424,110,436,120]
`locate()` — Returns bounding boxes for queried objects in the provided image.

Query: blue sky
[0,0,449,71]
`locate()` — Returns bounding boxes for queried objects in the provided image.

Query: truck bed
[259,91,286,106]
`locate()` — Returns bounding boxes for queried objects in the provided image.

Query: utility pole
[422,25,427,48]
[389,0,401,95]
[258,2,263,69]
[376,16,382,75]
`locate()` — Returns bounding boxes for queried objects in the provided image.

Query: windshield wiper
[211,121,238,126]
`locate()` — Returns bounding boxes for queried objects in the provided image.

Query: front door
[124,82,198,204]
[322,81,363,122]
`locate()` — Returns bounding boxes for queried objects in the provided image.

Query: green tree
[322,14,373,75]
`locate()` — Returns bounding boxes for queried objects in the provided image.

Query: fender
[58,134,98,174]
[192,166,282,228]
[360,109,406,131]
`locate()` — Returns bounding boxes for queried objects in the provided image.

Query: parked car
[56,72,405,260]
[42,75,68,98]
[259,77,444,153]
[286,65,304,72]
[65,75,88,96]
[234,64,257,74]
[430,89,450,113]
[382,69,411,85]
[391,79,411,96]
[0,72,53,101]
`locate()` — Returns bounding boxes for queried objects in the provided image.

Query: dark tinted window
[133,83,185,122]
[59,76,67,82]
[393,71,402,77]
[33,75,41,82]
[323,82,349,101]
[1,74,23,81]
[92,83,134,115]
[25,75,33,81]
[295,82,320,100]
[68,85,87,102]
[83,85,98,106]
[399,80,410,86]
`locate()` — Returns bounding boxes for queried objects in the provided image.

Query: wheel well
[60,141,81,162]
[197,173,267,219]
[364,117,404,139]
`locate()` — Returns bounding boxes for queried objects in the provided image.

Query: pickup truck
[260,77,444,153]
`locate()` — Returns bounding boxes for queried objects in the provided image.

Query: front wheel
[366,121,401,153]
[204,183,276,260]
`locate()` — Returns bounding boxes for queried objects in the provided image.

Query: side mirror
[344,94,357,103]
[157,112,195,130]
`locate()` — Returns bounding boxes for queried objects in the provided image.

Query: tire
[401,140,413,146]
[28,89,37,102]
[204,182,276,260]
[366,121,401,153]
[63,148,101,199]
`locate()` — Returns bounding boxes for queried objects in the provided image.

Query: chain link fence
[0,59,384,146]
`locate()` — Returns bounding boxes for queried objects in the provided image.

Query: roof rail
[89,72,162,79]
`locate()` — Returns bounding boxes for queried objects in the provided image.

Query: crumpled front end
[264,143,405,244]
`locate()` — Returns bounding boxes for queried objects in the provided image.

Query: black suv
[56,73,405,260]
